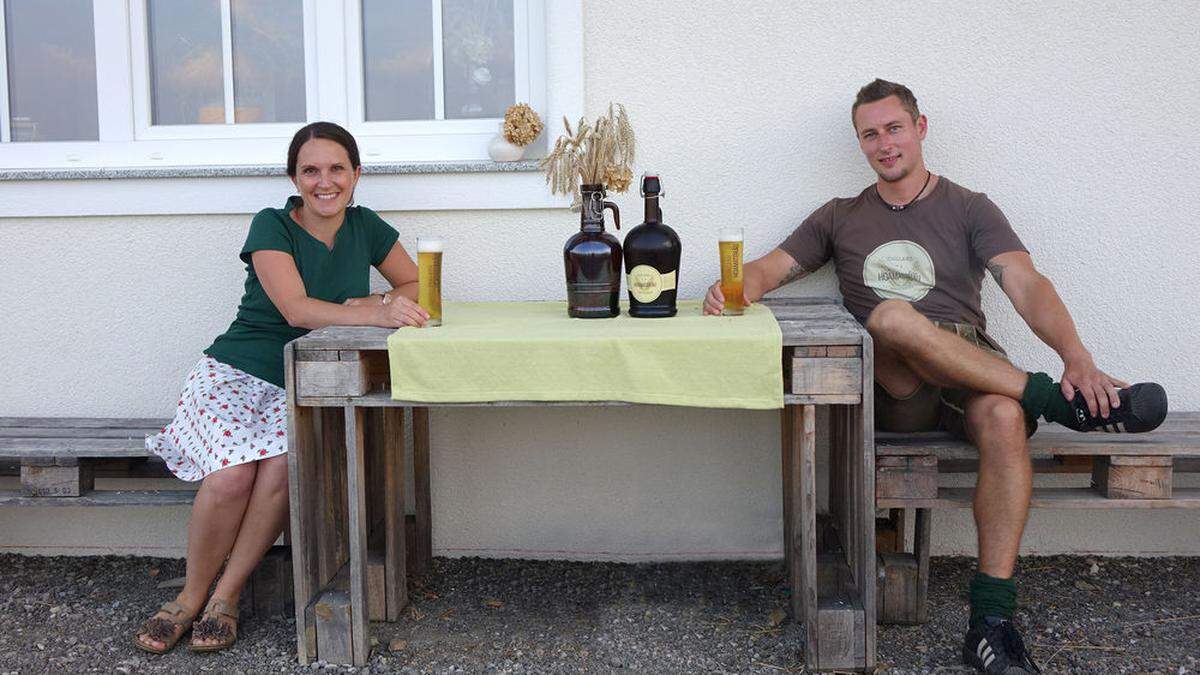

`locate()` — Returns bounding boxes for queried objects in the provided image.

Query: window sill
[0,159,541,182]
[0,159,567,217]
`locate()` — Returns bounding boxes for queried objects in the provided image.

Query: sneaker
[962,616,1041,674]
[1063,382,1167,433]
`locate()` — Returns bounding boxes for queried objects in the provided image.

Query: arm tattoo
[987,261,1006,288]
[780,262,810,286]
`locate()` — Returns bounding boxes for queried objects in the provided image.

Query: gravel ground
[0,553,1197,673]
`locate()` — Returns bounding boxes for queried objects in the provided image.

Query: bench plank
[878,487,1200,509]
[0,426,163,439]
[0,417,168,429]
[877,431,1200,457]
[0,437,156,457]
[0,489,195,506]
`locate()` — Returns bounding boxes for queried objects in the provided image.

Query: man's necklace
[879,170,932,211]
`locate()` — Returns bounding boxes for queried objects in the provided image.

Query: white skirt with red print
[146,356,288,481]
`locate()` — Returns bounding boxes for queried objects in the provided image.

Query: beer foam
[718,228,743,242]
[417,237,445,252]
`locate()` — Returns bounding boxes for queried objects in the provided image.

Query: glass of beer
[417,237,444,327]
[719,228,745,316]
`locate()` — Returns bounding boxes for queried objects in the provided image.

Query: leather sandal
[133,600,198,655]
[188,598,239,653]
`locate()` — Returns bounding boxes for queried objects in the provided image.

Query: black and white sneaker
[1064,382,1168,433]
[962,616,1041,674]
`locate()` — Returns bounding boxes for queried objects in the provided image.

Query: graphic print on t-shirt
[863,240,936,302]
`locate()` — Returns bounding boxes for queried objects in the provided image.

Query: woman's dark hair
[286,122,361,177]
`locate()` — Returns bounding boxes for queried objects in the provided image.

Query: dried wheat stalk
[539,103,636,206]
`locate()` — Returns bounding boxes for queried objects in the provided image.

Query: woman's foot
[133,599,200,654]
[189,597,240,652]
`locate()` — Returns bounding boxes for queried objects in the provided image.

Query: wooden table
[284,297,876,670]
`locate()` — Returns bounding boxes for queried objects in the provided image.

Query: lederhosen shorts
[874,321,1037,440]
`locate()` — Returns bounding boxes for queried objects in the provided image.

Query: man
[705,79,1167,674]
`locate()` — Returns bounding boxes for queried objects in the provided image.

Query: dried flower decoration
[503,103,543,147]
[539,103,636,206]
[603,166,633,193]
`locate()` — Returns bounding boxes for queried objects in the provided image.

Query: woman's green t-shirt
[205,197,400,388]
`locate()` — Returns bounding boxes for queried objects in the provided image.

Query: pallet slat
[0,489,196,506]
[878,487,1200,509]
[877,431,1200,457]
[0,417,169,429]
[0,437,155,457]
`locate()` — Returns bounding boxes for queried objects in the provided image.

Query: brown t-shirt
[779,177,1027,333]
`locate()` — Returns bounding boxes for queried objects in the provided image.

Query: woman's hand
[374,294,429,328]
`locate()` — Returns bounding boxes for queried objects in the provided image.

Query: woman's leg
[193,453,290,646]
[137,462,258,651]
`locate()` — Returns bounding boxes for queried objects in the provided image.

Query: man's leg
[868,300,1166,438]
[867,300,1027,399]
[958,394,1043,673]
[965,394,1032,580]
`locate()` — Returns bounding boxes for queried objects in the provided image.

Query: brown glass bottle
[563,184,622,318]
[624,174,680,317]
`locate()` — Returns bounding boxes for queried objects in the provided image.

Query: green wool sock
[1021,371,1075,426]
[969,572,1017,625]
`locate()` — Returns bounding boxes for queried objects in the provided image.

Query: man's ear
[916,114,928,140]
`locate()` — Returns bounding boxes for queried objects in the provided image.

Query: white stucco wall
[2,1,1198,557]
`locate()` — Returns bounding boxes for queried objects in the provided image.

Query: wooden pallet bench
[871,412,1200,624]
[0,417,193,505]
[0,416,292,616]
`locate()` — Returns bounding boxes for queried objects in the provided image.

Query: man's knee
[866,300,920,342]
[203,462,258,501]
[968,395,1029,460]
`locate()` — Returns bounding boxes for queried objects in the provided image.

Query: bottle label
[627,265,676,303]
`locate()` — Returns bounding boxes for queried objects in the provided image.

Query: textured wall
[2,1,1198,556]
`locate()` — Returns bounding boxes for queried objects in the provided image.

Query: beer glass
[417,237,444,327]
[719,228,745,316]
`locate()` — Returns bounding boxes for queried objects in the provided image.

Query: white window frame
[340,0,546,162]
[126,0,318,141]
[0,0,562,171]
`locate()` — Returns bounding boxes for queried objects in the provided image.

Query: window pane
[231,0,305,123]
[442,0,514,119]
[4,0,98,141]
[147,0,223,125]
[361,0,434,121]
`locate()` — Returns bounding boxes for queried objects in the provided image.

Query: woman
[135,122,428,654]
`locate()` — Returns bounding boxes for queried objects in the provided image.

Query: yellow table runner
[386,300,783,409]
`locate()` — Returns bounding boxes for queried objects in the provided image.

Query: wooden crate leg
[313,589,354,664]
[20,458,94,497]
[285,339,322,664]
[875,508,907,553]
[384,407,408,620]
[781,406,794,579]
[250,544,294,618]
[317,408,350,586]
[344,406,370,666]
[876,552,920,624]
[914,508,932,623]
[367,549,386,621]
[788,405,819,662]
[1091,455,1172,499]
[412,407,433,576]
[832,398,873,670]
